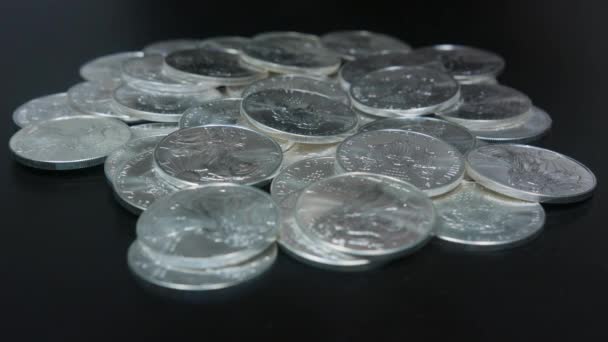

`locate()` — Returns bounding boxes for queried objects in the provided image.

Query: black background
[2,1,607,341]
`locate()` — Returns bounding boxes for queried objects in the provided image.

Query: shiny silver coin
[128,241,277,291]
[253,31,323,47]
[200,36,252,55]
[143,39,202,56]
[413,45,505,83]
[179,98,242,128]
[130,122,179,139]
[271,156,337,206]
[226,85,246,97]
[241,89,358,144]
[437,84,532,130]
[321,30,411,61]
[154,125,283,187]
[12,93,84,128]
[242,74,349,105]
[112,84,222,122]
[471,106,552,143]
[350,66,461,117]
[136,184,280,269]
[79,51,143,88]
[353,107,383,125]
[113,150,180,214]
[164,48,267,86]
[104,135,164,183]
[466,144,596,203]
[359,117,476,155]
[336,130,465,197]
[9,115,131,170]
[281,142,338,169]
[235,118,296,153]
[295,172,436,257]
[67,82,142,123]
[433,181,545,249]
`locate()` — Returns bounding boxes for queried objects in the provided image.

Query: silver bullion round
[465,144,597,203]
[104,135,164,183]
[349,66,461,117]
[433,181,545,249]
[154,125,283,187]
[13,93,84,128]
[359,116,477,155]
[179,98,242,128]
[281,142,338,169]
[471,106,552,143]
[336,129,465,197]
[130,122,179,140]
[295,172,436,257]
[79,51,143,88]
[67,82,142,123]
[270,156,337,205]
[241,88,358,144]
[112,84,222,122]
[9,115,131,170]
[242,74,350,105]
[321,30,411,61]
[136,184,280,269]
[143,39,202,56]
[199,36,252,55]
[235,118,295,152]
[253,31,323,48]
[128,241,277,291]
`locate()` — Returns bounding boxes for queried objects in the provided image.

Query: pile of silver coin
[8,31,597,291]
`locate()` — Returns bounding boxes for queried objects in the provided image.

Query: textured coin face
[281,143,338,169]
[350,66,460,117]
[143,39,201,56]
[241,89,358,143]
[471,106,552,143]
[242,74,349,105]
[128,241,277,291]
[180,98,242,128]
[9,116,131,170]
[466,144,596,203]
[136,184,280,268]
[130,122,179,140]
[359,117,476,154]
[80,51,143,88]
[67,82,142,123]
[200,36,252,55]
[154,125,283,187]
[295,173,436,257]
[433,181,545,248]
[104,135,164,182]
[271,157,337,206]
[413,45,505,82]
[13,93,83,128]
[321,30,411,60]
[336,130,465,197]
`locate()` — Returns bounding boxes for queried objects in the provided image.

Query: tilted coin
[433,181,545,249]
[295,173,436,257]
[465,144,596,203]
[470,106,552,143]
[321,30,411,61]
[271,156,337,205]
[9,115,131,170]
[349,66,461,117]
[128,241,277,291]
[242,74,349,105]
[12,93,83,128]
[200,36,252,55]
[104,135,164,183]
[235,117,296,153]
[281,142,338,169]
[353,107,383,125]
[154,125,283,187]
[130,122,179,139]
[241,89,358,144]
[336,130,465,197]
[359,116,477,155]
[79,51,143,88]
[143,39,202,56]
[67,82,142,123]
[136,184,280,268]
[253,31,323,48]
[179,98,242,128]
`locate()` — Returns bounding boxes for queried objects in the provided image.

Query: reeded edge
[178,97,243,129]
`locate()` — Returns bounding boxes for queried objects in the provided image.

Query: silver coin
[143,39,202,56]
[350,66,461,117]
[242,74,349,105]
[136,184,280,268]
[104,135,164,183]
[130,122,179,139]
[9,115,131,170]
[353,106,383,125]
[128,241,277,291]
[359,117,477,155]
[164,48,267,86]
[200,36,252,55]
[271,156,337,205]
[12,93,84,128]
[113,150,180,214]
[225,85,246,97]
[253,31,323,48]
[112,84,222,122]
[321,30,411,61]
[295,172,435,257]
[471,106,552,143]
[437,84,532,130]
[336,130,465,197]
[241,89,358,144]
[67,82,142,123]
[80,51,143,88]
[433,181,545,249]
[281,142,338,169]
[179,98,242,128]
[466,144,596,203]
[154,125,283,187]
[235,117,296,153]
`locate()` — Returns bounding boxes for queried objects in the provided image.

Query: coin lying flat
[471,106,552,143]
[136,184,280,269]
[12,93,84,128]
[242,74,349,105]
[253,31,323,48]
[359,117,477,155]
[321,30,411,61]
[295,173,436,257]
[154,125,283,187]
[179,98,242,128]
[433,181,545,249]
[67,82,142,123]
[350,66,461,117]
[143,39,202,56]
[235,118,295,153]
[129,122,179,140]
[128,241,277,291]
[9,115,131,170]
[466,144,596,203]
[200,36,252,55]
[271,157,337,206]
[241,89,358,144]
[336,130,465,197]
[80,51,143,88]
[104,135,164,183]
